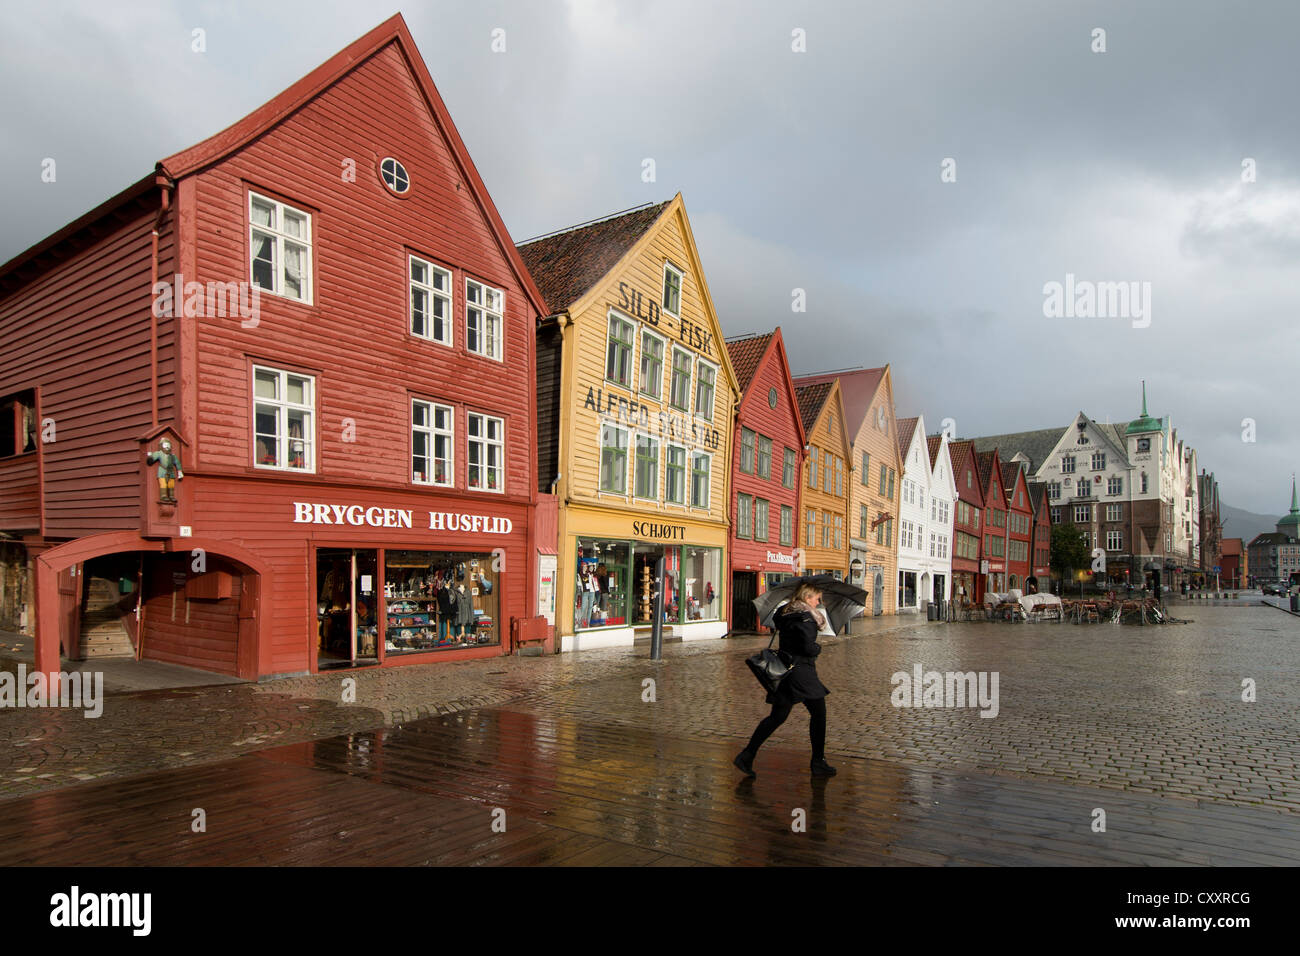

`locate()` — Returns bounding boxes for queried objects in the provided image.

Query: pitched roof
[896,416,919,461]
[792,367,886,432]
[926,435,943,469]
[1027,481,1049,515]
[516,202,670,313]
[4,13,552,314]
[724,331,776,395]
[794,381,833,436]
[969,426,1064,474]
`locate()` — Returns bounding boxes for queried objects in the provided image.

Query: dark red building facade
[724,329,806,631]
[947,440,986,604]
[1,16,548,681]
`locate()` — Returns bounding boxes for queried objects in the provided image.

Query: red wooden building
[0,15,548,681]
[723,329,806,631]
[947,439,986,604]
[999,458,1034,592]
[975,451,1010,593]
[1027,481,1053,591]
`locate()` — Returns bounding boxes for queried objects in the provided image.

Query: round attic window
[768,387,778,408]
[380,157,410,194]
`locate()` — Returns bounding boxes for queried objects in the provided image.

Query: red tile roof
[724,332,775,395]
[792,367,886,432]
[926,434,943,469]
[794,381,833,436]
[516,202,670,314]
[896,416,919,460]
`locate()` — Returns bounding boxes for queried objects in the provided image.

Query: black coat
[766,608,830,705]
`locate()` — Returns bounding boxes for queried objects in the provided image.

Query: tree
[1051,523,1089,582]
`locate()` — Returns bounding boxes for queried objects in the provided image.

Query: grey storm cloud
[1,0,1296,516]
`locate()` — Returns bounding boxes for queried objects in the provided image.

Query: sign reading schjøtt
[292,502,512,533]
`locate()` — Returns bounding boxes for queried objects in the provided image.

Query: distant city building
[1247,480,1300,586]
[965,384,1204,590]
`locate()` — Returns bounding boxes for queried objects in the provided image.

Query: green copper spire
[1278,476,1300,537]
[1125,380,1163,435]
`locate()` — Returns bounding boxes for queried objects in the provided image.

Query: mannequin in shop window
[457,582,474,640]
[577,562,599,627]
[437,573,457,641]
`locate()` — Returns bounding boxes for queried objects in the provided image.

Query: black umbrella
[752,574,869,633]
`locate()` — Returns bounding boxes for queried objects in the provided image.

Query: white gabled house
[895,415,954,612]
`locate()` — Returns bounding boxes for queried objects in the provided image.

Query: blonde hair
[782,583,822,612]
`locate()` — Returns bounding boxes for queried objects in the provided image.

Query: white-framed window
[606,311,635,388]
[670,347,692,411]
[939,500,949,525]
[665,444,687,504]
[694,359,717,419]
[1048,481,1061,500]
[639,328,665,399]
[466,412,504,492]
[1076,477,1091,497]
[466,279,504,361]
[1074,504,1091,524]
[930,531,937,557]
[1092,452,1106,471]
[755,498,770,542]
[634,433,659,500]
[1050,507,1061,523]
[409,255,452,345]
[411,399,453,486]
[380,157,410,194]
[1061,455,1075,474]
[249,193,311,303]
[662,262,683,317]
[807,508,816,547]
[600,425,629,494]
[1106,503,1123,522]
[739,427,755,474]
[690,451,711,508]
[757,436,772,480]
[834,514,843,549]
[1107,530,1123,551]
[737,493,753,539]
[822,511,832,548]
[1108,475,1123,496]
[253,365,314,471]
[783,447,797,488]
[780,505,793,546]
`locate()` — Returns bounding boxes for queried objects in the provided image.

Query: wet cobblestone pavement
[1,604,1298,864]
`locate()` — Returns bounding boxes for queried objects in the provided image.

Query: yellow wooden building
[795,367,901,615]
[520,196,739,650]
[793,380,851,579]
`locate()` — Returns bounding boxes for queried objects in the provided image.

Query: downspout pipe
[149,173,174,429]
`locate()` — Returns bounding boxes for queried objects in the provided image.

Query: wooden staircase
[80,577,135,659]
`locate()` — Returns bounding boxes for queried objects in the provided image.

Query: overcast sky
[2,0,1296,517]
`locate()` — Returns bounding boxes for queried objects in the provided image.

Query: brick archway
[33,533,272,681]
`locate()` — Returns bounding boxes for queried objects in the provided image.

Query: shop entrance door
[731,571,757,632]
[316,548,379,670]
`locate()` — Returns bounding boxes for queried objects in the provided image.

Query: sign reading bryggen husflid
[0,15,550,680]
[521,197,739,651]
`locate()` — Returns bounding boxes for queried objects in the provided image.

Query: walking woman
[735,583,836,777]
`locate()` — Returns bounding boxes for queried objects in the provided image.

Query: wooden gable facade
[5,15,548,680]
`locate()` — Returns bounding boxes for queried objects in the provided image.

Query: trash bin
[927,603,936,621]
[1291,594,1298,613]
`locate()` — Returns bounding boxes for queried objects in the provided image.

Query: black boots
[733,749,756,777]
[810,758,837,776]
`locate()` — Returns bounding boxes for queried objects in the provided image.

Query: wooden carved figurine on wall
[146,438,183,504]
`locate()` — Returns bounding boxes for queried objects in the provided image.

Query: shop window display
[680,547,721,621]
[575,540,630,629]
[384,550,499,653]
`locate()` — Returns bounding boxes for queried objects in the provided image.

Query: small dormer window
[381,158,410,194]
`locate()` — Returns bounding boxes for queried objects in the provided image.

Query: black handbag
[745,632,794,694]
